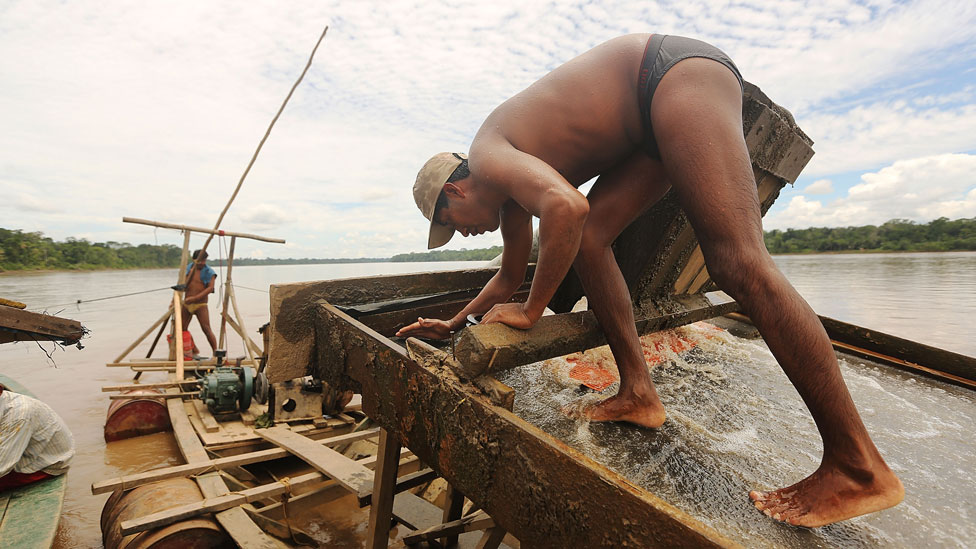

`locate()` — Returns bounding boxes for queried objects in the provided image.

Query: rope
[198,24,330,256]
[32,286,173,311]
[233,284,269,294]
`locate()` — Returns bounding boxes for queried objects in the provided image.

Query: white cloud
[1,1,975,257]
[803,179,834,195]
[765,153,976,229]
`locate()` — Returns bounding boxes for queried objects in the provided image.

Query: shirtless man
[396,34,903,527]
[182,249,218,354]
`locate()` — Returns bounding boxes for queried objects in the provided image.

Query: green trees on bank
[389,246,504,262]
[0,229,182,271]
[3,218,974,271]
[763,217,976,254]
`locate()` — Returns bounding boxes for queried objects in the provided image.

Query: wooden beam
[314,303,737,548]
[402,511,495,546]
[454,292,739,378]
[366,428,401,549]
[266,266,534,383]
[123,217,285,243]
[0,306,84,343]
[91,428,381,495]
[114,309,171,363]
[119,471,325,536]
[255,426,375,497]
[165,387,284,548]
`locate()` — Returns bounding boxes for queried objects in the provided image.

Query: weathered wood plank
[0,306,84,343]
[92,428,381,495]
[267,266,534,382]
[402,511,495,546]
[366,428,401,549]
[256,426,375,497]
[454,292,739,378]
[315,303,737,548]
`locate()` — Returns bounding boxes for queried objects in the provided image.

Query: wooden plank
[443,484,466,547]
[102,380,200,392]
[0,306,84,343]
[92,428,381,495]
[119,471,324,536]
[192,399,221,433]
[173,291,185,380]
[476,527,507,549]
[256,426,375,496]
[267,266,535,382]
[314,303,736,548]
[454,292,739,377]
[107,392,196,400]
[366,428,401,549]
[402,511,495,546]
[257,450,417,521]
[165,386,284,548]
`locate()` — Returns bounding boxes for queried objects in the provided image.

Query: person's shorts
[638,34,744,160]
[183,302,206,314]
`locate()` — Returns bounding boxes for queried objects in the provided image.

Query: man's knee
[702,240,773,296]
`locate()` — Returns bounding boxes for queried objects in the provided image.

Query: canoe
[0,373,68,549]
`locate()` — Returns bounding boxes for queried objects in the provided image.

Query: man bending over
[396,33,903,527]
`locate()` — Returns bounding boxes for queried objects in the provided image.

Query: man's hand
[481,302,536,330]
[396,317,453,340]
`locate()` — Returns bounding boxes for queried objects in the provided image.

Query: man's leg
[573,152,672,428]
[194,307,218,354]
[650,57,903,526]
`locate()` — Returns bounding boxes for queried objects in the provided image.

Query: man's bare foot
[567,392,667,428]
[749,461,904,527]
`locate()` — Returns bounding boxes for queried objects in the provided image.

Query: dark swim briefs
[638,34,744,160]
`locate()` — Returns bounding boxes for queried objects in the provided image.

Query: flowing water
[1,252,974,547]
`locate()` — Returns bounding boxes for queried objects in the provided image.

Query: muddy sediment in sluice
[496,323,976,548]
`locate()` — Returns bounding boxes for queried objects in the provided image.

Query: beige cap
[413,152,467,249]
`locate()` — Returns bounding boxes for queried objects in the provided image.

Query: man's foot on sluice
[749,461,904,527]
[565,392,667,428]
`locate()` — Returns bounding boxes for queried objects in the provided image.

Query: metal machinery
[198,351,254,417]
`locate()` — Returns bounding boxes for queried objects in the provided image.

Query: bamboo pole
[218,236,236,349]
[123,217,285,243]
[228,283,256,367]
[198,25,328,257]
[173,292,184,380]
[170,231,192,361]
[221,312,262,359]
[113,309,172,363]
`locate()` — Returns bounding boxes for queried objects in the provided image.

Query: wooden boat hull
[0,374,68,549]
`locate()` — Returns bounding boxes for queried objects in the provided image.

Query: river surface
[0,252,974,548]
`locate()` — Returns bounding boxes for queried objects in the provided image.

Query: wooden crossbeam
[454,291,739,377]
[123,217,285,243]
[255,426,375,497]
[402,510,495,546]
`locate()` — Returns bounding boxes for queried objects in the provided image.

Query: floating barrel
[104,389,172,442]
[101,477,232,549]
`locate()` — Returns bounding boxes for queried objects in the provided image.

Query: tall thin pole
[199,25,329,255]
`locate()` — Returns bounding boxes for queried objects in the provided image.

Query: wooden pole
[218,236,236,350]
[198,25,328,257]
[229,283,257,367]
[173,292,184,381]
[114,309,172,363]
[123,217,285,243]
[170,231,192,361]
[365,428,400,549]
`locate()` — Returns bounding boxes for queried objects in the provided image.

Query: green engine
[199,365,254,417]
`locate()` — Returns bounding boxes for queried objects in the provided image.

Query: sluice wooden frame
[266,80,814,547]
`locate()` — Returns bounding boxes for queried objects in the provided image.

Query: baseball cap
[413,152,467,249]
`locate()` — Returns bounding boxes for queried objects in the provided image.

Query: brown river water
[1,253,974,548]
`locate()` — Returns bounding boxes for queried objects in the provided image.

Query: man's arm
[395,203,532,339]
[474,144,589,329]
[185,273,216,303]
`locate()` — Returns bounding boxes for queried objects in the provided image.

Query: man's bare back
[475,34,648,187]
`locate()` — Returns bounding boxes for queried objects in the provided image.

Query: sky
[1,0,974,259]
